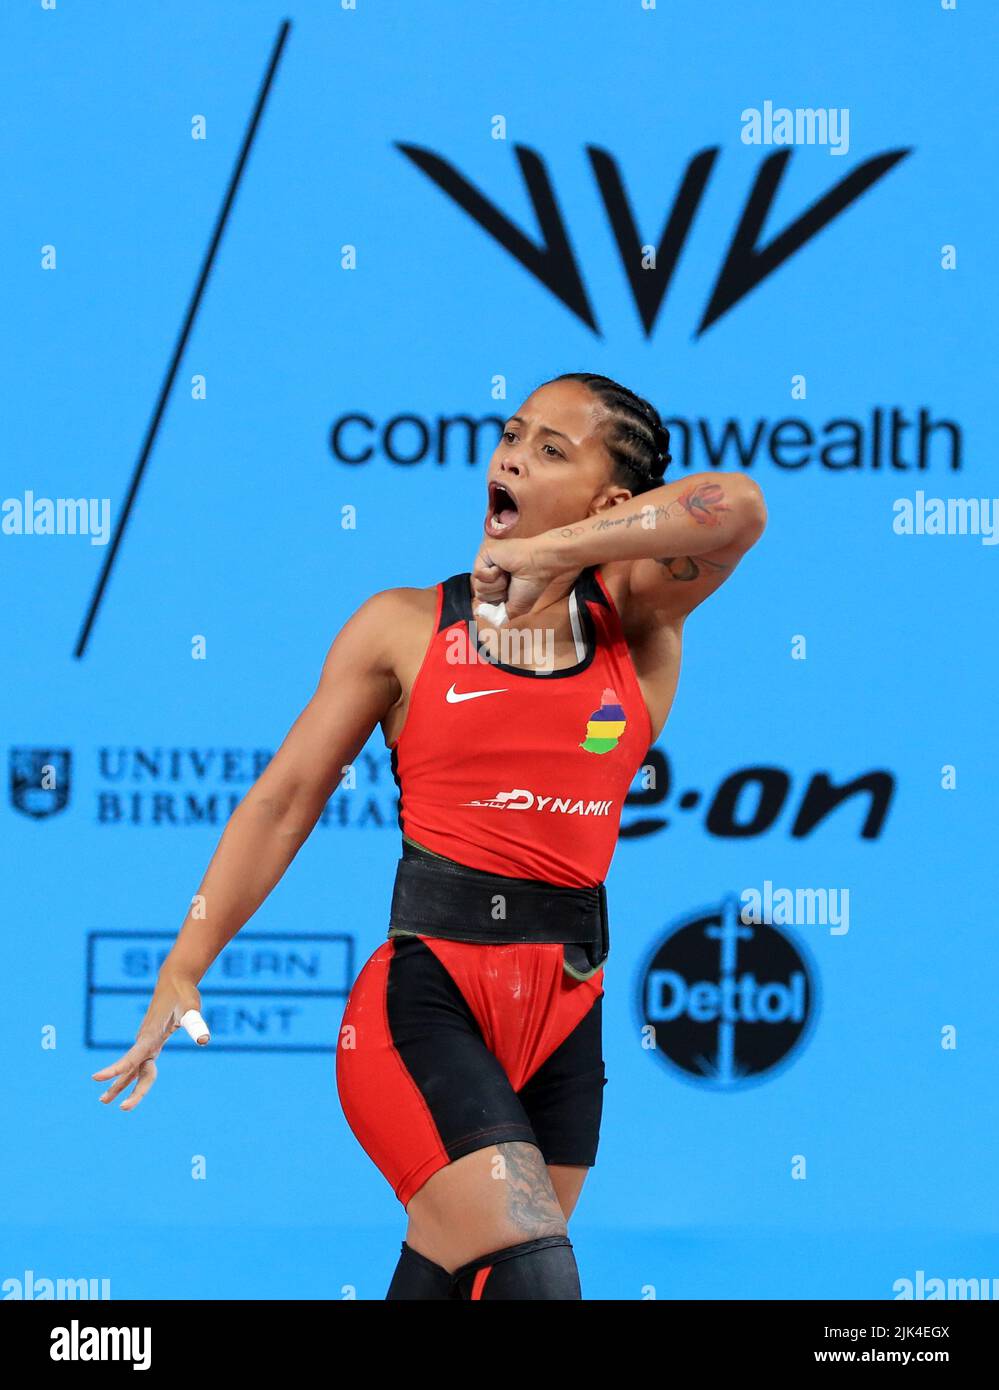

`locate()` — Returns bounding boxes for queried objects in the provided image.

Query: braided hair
[546,372,671,495]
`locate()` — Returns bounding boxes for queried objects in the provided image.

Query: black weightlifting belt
[388,838,610,981]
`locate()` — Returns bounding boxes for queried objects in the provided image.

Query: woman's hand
[91,965,208,1112]
[472,538,575,623]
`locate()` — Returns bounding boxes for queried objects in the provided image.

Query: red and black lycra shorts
[335,843,609,1208]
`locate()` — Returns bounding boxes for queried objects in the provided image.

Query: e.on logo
[636,896,819,1089]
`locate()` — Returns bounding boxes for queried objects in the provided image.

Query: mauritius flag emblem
[580,687,627,754]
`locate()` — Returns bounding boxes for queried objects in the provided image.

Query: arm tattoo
[673,481,731,526]
[656,554,731,581]
[592,485,729,535]
[592,510,659,532]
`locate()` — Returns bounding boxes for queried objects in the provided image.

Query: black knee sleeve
[450,1235,582,1300]
[385,1241,457,1300]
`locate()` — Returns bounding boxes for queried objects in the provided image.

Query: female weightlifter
[92,372,767,1300]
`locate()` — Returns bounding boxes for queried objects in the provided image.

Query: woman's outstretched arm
[91,589,405,1111]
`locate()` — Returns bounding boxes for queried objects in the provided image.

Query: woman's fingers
[91,1037,157,1084]
[98,1067,140,1105]
[118,1059,158,1112]
[95,1046,157,1107]
[92,985,205,1111]
[473,576,508,606]
[472,558,508,604]
[472,547,511,626]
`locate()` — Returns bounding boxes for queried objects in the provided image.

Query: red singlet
[388,566,653,887]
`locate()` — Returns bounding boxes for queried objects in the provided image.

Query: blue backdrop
[3,0,997,1301]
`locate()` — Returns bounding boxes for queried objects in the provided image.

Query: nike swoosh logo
[445,684,508,703]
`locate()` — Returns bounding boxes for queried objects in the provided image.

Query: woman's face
[483,380,631,540]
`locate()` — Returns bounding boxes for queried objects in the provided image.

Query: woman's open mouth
[486,481,520,537]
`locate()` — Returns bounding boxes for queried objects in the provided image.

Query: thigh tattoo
[496,1142,567,1237]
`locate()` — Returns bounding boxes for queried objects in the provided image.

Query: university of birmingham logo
[396,143,911,336]
[10,748,72,819]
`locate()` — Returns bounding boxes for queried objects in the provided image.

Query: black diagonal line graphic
[74,18,292,658]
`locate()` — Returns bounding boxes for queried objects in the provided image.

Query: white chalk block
[180,1009,211,1044]
[476,601,508,627]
